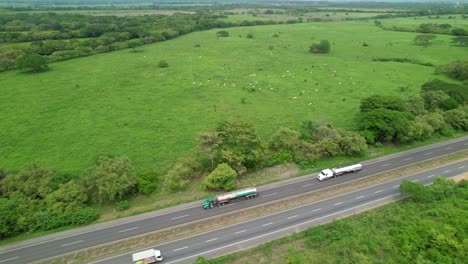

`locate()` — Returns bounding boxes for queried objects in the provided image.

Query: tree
[422,90,453,111]
[0,49,26,70]
[216,30,229,37]
[359,108,413,143]
[157,60,168,68]
[199,130,222,171]
[44,180,88,214]
[400,180,432,202]
[443,108,468,131]
[436,60,468,81]
[403,96,427,116]
[451,28,466,36]
[216,120,264,174]
[451,36,468,46]
[309,40,330,53]
[360,95,405,112]
[16,53,49,72]
[202,163,237,190]
[413,34,436,46]
[86,156,137,203]
[1,164,55,199]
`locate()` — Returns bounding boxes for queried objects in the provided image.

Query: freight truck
[203,187,257,209]
[317,163,362,181]
[132,249,163,264]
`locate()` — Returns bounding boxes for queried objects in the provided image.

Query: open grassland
[221,12,388,22]
[1,20,466,175]
[380,15,468,31]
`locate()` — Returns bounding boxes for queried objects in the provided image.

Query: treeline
[0,12,289,71]
[0,156,159,239]
[376,19,468,37]
[194,177,468,264]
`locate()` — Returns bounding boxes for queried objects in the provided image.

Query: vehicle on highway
[203,187,258,209]
[317,163,362,181]
[132,249,163,263]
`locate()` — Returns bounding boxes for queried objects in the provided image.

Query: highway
[0,136,467,263]
[96,160,468,264]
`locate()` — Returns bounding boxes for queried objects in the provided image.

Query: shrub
[158,60,169,68]
[216,30,229,37]
[309,40,331,53]
[203,163,237,191]
[116,200,130,211]
[246,33,254,39]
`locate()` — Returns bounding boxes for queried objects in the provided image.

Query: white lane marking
[205,238,218,243]
[262,222,273,226]
[334,202,343,206]
[312,208,322,212]
[428,175,436,178]
[374,190,383,194]
[235,230,247,234]
[425,152,433,155]
[173,246,188,252]
[0,257,19,263]
[165,194,400,264]
[446,147,452,150]
[393,185,399,188]
[302,183,314,188]
[464,143,468,145]
[382,163,390,167]
[443,170,451,174]
[459,166,465,169]
[287,215,298,219]
[403,157,413,161]
[61,240,83,247]
[171,215,189,220]
[412,179,420,182]
[118,227,139,233]
[262,193,277,197]
[355,196,365,199]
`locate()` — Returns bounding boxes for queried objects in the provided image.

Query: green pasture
[222,12,386,23]
[1,21,466,175]
[380,15,468,31]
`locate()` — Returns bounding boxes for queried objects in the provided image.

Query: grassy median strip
[38,151,467,264]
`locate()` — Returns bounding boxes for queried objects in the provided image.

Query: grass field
[1,19,466,175]
[380,15,468,31]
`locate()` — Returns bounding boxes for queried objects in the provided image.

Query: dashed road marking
[302,183,314,188]
[443,170,451,174]
[312,208,322,212]
[382,163,390,167]
[262,222,273,227]
[458,166,465,169]
[355,196,365,199]
[393,185,399,188]
[412,179,420,182]
[288,215,298,219]
[425,152,432,155]
[334,202,343,206]
[206,238,218,243]
[171,215,189,220]
[61,240,83,247]
[173,247,188,252]
[0,257,19,263]
[428,175,435,178]
[235,230,247,234]
[118,227,139,233]
[403,157,413,161]
[374,190,383,194]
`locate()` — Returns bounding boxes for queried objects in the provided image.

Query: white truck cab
[132,249,163,263]
[317,169,334,181]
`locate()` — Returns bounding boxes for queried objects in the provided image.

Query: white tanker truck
[317,163,362,181]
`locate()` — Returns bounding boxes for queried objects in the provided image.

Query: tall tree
[16,53,48,72]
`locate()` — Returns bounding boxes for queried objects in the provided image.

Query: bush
[203,163,237,191]
[158,60,168,68]
[443,108,468,131]
[216,30,229,37]
[246,33,254,39]
[137,171,158,194]
[436,60,468,81]
[309,40,331,54]
[116,200,130,211]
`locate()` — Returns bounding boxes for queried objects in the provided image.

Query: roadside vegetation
[0,1,467,241]
[194,178,468,264]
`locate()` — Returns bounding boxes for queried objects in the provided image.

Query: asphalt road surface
[96,160,468,264]
[0,136,467,263]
